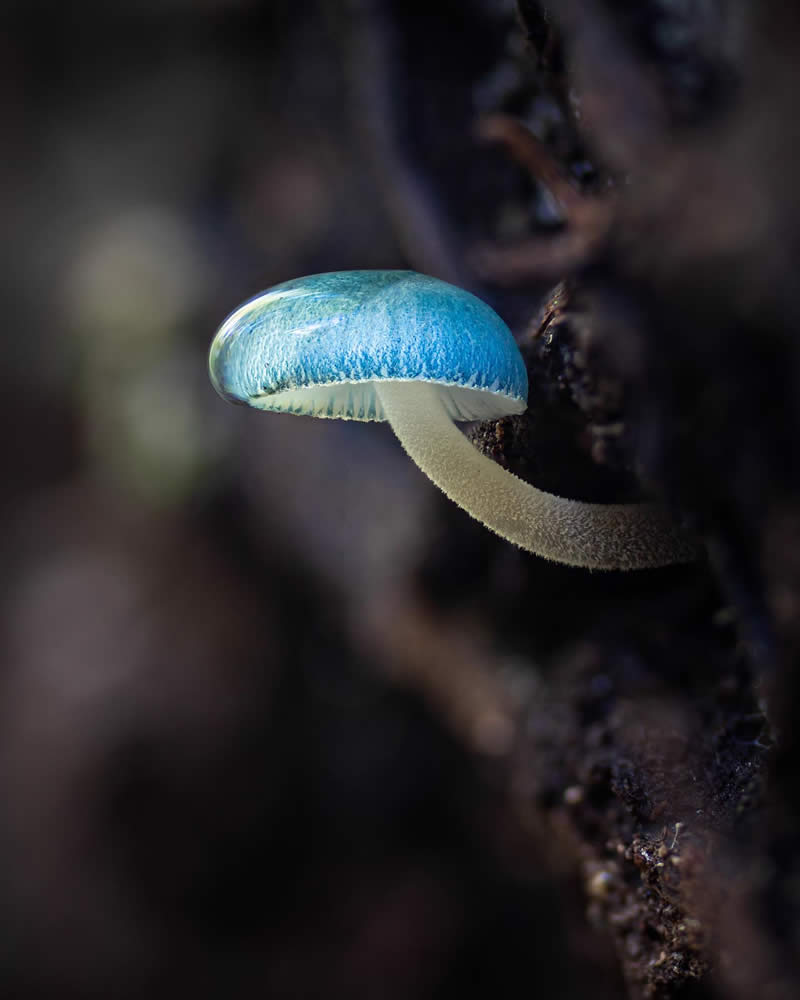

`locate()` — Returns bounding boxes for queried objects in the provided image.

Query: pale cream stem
[375,381,697,570]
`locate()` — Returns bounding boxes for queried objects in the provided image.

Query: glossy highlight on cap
[209,270,528,422]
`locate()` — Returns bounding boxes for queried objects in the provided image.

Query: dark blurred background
[0,2,596,997]
[6,1,800,998]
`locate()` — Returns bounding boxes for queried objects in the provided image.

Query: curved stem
[376,381,698,570]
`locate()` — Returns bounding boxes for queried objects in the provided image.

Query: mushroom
[209,270,697,570]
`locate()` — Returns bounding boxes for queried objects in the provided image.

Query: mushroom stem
[375,381,698,570]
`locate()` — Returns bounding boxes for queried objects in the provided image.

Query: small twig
[473,113,613,284]
[476,113,588,215]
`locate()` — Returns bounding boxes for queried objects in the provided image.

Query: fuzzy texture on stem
[376,380,698,570]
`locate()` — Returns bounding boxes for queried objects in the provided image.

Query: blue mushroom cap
[209,270,528,422]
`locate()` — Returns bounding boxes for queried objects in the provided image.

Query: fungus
[209,270,697,570]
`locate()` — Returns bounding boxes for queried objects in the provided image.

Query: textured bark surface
[377,2,800,996]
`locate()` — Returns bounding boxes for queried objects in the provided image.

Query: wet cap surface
[209,271,528,422]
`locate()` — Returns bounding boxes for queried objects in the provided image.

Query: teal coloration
[209,271,528,422]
